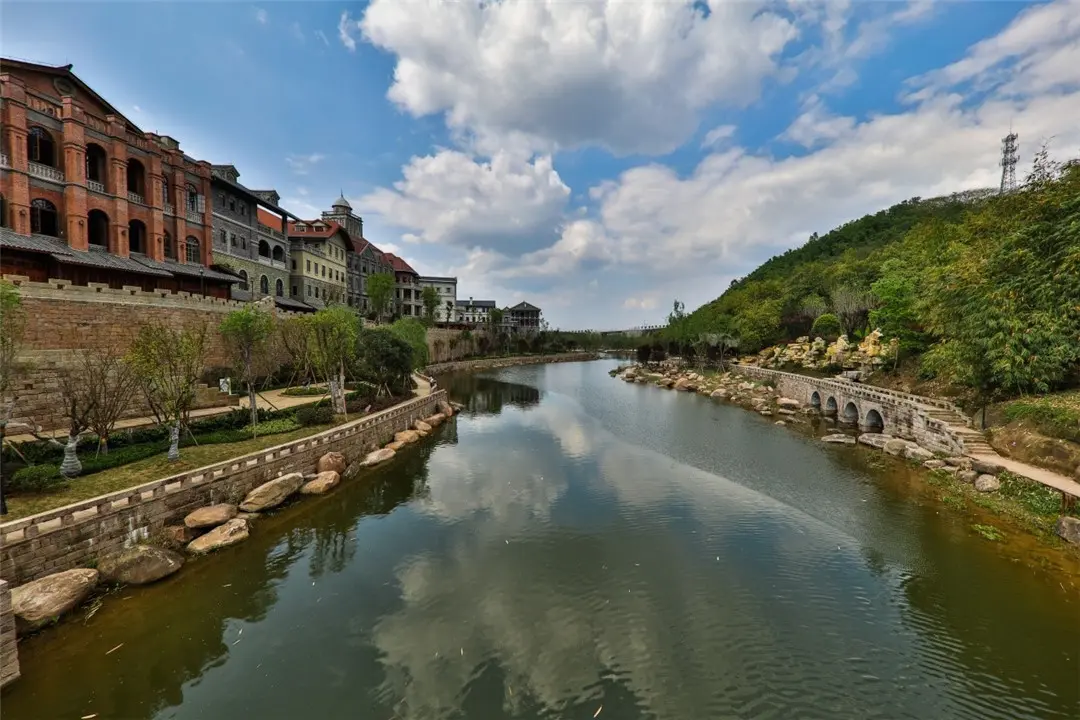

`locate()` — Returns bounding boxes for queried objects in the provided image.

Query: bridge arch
[841,401,860,424]
[810,391,821,410]
[824,396,838,417]
[864,409,884,433]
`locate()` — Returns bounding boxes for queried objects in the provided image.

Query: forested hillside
[669,152,1080,405]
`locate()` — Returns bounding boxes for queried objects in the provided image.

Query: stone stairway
[921,405,995,454]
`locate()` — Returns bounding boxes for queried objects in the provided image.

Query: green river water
[3,359,1078,719]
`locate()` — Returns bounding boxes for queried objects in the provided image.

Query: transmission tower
[999,132,1018,193]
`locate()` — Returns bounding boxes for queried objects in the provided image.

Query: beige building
[418,275,458,322]
[286,217,349,308]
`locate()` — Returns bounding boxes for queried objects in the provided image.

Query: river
[4,359,1078,719]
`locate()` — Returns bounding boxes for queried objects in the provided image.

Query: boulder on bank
[923,459,946,469]
[945,456,971,469]
[187,518,249,554]
[317,452,346,475]
[975,474,1001,493]
[414,420,432,433]
[674,378,691,391]
[385,440,405,451]
[1055,516,1080,546]
[184,503,237,529]
[239,473,304,512]
[777,398,801,409]
[957,470,979,483]
[884,439,911,456]
[710,389,728,399]
[858,433,893,449]
[360,448,396,467]
[424,413,446,427]
[903,445,936,462]
[301,471,341,495]
[971,458,1004,476]
[12,568,99,634]
[822,434,856,445]
[395,430,420,444]
[161,525,199,550]
[98,545,184,585]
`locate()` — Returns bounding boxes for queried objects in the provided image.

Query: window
[291,259,296,270]
[186,183,199,213]
[292,285,298,297]
[229,198,236,212]
[85,144,107,185]
[28,127,56,166]
[126,158,146,197]
[163,230,174,258]
[230,233,236,247]
[217,193,225,207]
[128,219,147,253]
[273,245,284,262]
[315,286,319,298]
[306,284,311,296]
[322,266,326,278]
[162,179,170,205]
[185,235,201,264]
[30,198,59,236]
[258,240,270,258]
[276,279,284,297]
[260,275,269,295]
[0,194,6,228]
[306,259,311,272]
[88,209,109,247]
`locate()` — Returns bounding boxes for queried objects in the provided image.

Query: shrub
[811,313,843,341]
[295,404,335,427]
[282,385,330,397]
[9,465,66,494]
[79,443,168,475]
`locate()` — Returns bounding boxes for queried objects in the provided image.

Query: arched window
[0,194,7,228]
[272,245,284,262]
[28,127,57,166]
[275,278,284,297]
[162,178,171,206]
[126,158,146,198]
[185,235,201,264]
[260,275,269,295]
[85,144,107,186]
[186,183,199,213]
[88,209,109,247]
[258,240,271,258]
[128,219,147,253]
[30,198,59,236]
[163,230,174,259]
[238,269,248,290]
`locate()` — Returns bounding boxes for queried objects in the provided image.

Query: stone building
[286,217,350,309]
[418,275,457,322]
[506,301,542,334]
[211,166,305,310]
[384,252,422,318]
[455,298,497,325]
[318,194,393,315]
[0,58,236,297]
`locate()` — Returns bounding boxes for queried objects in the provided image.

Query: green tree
[356,328,414,396]
[810,313,842,342]
[126,321,209,461]
[869,258,928,365]
[220,305,277,432]
[421,286,440,325]
[367,273,395,323]
[82,346,139,455]
[308,306,360,415]
[390,317,430,369]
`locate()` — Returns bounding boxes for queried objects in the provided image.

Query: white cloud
[315,29,329,47]
[702,124,736,149]
[623,296,658,311]
[360,0,800,156]
[284,153,325,175]
[338,10,358,52]
[254,7,268,25]
[358,150,570,253]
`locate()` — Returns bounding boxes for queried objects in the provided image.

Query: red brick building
[0,59,235,297]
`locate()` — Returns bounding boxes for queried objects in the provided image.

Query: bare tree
[800,294,828,322]
[831,286,876,337]
[82,346,139,455]
[55,366,97,477]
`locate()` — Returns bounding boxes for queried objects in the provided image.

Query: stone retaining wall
[426,352,598,375]
[0,580,17,689]
[0,391,446,585]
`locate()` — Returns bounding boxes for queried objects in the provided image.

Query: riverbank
[426,352,598,375]
[612,362,1080,552]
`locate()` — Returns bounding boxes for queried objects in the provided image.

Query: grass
[971,523,1006,542]
[997,391,1080,443]
[4,423,339,521]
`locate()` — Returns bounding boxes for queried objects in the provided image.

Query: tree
[308,306,360,415]
[799,294,828,321]
[126,321,209,461]
[367,273,395,323]
[869,259,928,366]
[220,305,277,432]
[356,328,413,396]
[279,315,315,385]
[55,366,96,477]
[811,313,842,342]
[636,344,652,364]
[421,286,440,325]
[390,317,430,370]
[82,346,139,456]
[831,286,875,337]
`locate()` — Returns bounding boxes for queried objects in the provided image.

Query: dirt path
[967,451,1080,498]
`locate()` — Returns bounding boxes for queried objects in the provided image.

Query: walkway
[968,452,1080,498]
[412,373,433,397]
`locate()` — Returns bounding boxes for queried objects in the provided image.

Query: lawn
[3,423,339,521]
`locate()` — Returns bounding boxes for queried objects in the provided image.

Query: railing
[87,180,105,193]
[26,94,61,118]
[186,211,202,224]
[0,392,445,543]
[126,131,150,151]
[258,224,285,240]
[0,153,8,169]
[163,203,175,216]
[84,113,108,133]
[127,191,145,205]
[28,162,64,183]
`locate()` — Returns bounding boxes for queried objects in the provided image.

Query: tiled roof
[456,299,497,308]
[383,252,417,275]
[210,169,297,220]
[0,228,73,255]
[132,255,240,283]
[287,219,350,242]
[274,296,317,312]
[52,247,174,277]
[509,301,541,311]
[256,207,287,232]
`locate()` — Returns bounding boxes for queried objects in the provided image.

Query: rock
[944,456,971,469]
[301,470,341,494]
[923,459,946,469]
[385,440,405,451]
[184,503,237,529]
[1055,516,1080,546]
[187,518,249,554]
[236,512,260,522]
[822,434,856,445]
[778,409,797,416]
[710,389,728,399]
[424,413,446,427]
[903,445,935,462]
[360,448,396,467]
[239,472,304,512]
[12,568,99,634]
[774,421,786,426]
[884,439,911,456]
[161,525,199,550]
[957,470,979,483]
[777,398,801,409]
[317,452,346,475]
[438,400,454,416]
[674,378,691,391]
[858,433,893,449]
[395,430,420,444]
[975,474,1001,493]
[971,458,1004,476]
[759,410,772,417]
[98,545,184,585]
[937,466,959,474]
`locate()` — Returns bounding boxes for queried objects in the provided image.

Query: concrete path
[412,373,432,397]
[967,451,1080,498]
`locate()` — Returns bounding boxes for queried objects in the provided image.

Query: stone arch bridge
[731,365,991,456]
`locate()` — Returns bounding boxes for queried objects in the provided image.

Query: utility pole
[1000,131,1018,193]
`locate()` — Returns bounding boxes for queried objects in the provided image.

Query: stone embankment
[426,352,598,375]
[612,362,1080,547]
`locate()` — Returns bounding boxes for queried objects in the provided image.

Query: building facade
[211,166,296,304]
[506,301,542,334]
[385,253,422,318]
[418,275,457,322]
[318,194,393,315]
[0,59,235,296]
[455,298,497,325]
[286,218,349,309]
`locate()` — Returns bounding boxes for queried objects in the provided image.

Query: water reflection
[440,372,541,415]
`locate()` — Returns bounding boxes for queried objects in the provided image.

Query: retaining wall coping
[0,392,445,545]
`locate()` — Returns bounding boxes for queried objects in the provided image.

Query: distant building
[384,252,422,318]
[506,301,542,334]
[285,216,350,309]
[455,298,497,325]
[418,276,457,322]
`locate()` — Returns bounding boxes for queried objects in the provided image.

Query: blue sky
[4,1,1078,329]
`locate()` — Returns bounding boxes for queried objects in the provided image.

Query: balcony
[29,162,64,183]
[0,153,8,169]
[186,211,202,225]
[128,191,145,205]
[164,203,175,216]
[87,180,105,194]
[257,224,285,241]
